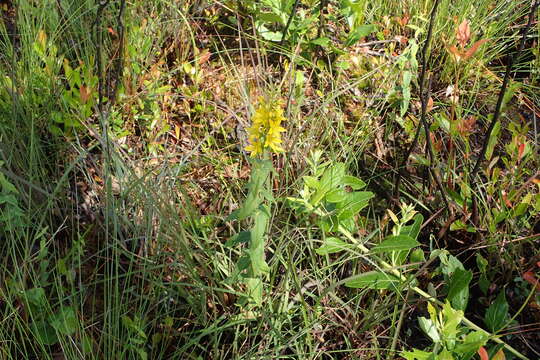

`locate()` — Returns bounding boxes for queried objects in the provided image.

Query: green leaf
[400,214,424,241]
[447,268,472,311]
[227,160,272,221]
[485,120,500,160]
[401,70,412,117]
[225,231,251,247]
[248,209,270,276]
[245,277,263,306]
[310,37,331,47]
[342,175,366,190]
[478,274,490,296]
[25,287,47,309]
[441,301,463,349]
[257,12,284,25]
[31,320,58,345]
[410,248,426,263]
[439,253,464,276]
[454,331,489,359]
[345,24,377,47]
[476,254,488,273]
[49,306,78,336]
[371,235,419,253]
[303,176,319,189]
[418,317,440,342]
[401,348,434,360]
[450,219,467,231]
[437,349,454,360]
[485,291,508,333]
[345,271,401,290]
[312,163,346,205]
[0,173,18,193]
[325,188,347,203]
[315,237,349,255]
[337,191,374,220]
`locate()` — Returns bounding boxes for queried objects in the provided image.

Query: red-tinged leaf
[536,261,540,268]
[478,346,489,360]
[396,14,409,27]
[448,45,464,62]
[517,142,525,161]
[522,271,540,291]
[457,19,471,47]
[458,116,477,136]
[427,97,434,113]
[502,191,512,208]
[198,50,211,65]
[79,85,92,103]
[107,27,117,37]
[492,349,506,360]
[464,39,489,59]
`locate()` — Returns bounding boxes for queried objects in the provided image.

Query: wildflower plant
[227,96,286,313]
[245,97,286,157]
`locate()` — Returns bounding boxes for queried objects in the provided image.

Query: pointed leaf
[372,235,419,253]
[316,237,349,255]
[225,231,251,247]
[485,291,508,333]
[400,214,424,240]
[454,331,489,357]
[337,191,374,220]
[345,24,377,47]
[401,349,433,360]
[477,347,489,360]
[464,39,489,59]
[342,175,366,190]
[419,317,440,343]
[345,271,401,290]
[447,268,472,310]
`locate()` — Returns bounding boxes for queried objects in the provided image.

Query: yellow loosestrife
[245,97,286,157]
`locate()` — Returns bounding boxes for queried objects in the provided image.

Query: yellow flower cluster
[245,97,286,157]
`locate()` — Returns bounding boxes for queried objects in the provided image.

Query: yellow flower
[245,97,286,157]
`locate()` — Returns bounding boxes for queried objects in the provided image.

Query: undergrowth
[0,0,539,359]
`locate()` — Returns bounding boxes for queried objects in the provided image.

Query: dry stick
[94,0,114,234]
[423,76,450,213]
[108,0,126,106]
[279,0,300,47]
[470,0,539,182]
[395,0,449,214]
[317,0,328,39]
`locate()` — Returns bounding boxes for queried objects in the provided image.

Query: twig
[401,0,440,165]
[95,0,110,116]
[468,233,540,250]
[108,0,127,105]
[395,0,449,215]
[470,1,540,182]
[279,0,300,47]
[317,0,328,39]
[389,286,412,359]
